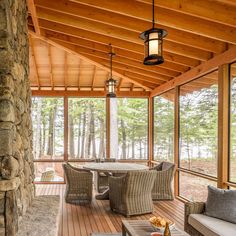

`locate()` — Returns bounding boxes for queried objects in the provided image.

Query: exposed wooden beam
[174,87,179,196]
[76,50,176,80]
[148,97,154,166]
[27,0,41,34]
[131,83,135,91]
[77,58,81,91]
[29,35,40,89]
[35,8,212,61]
[49,34,189,74]
[47,44,54,89]
[91,66,97,91]
[45,34,188,74]
[70,0,236,44]
[112,69,162,87]
[64,52,68,90]
[151,45,236,97]
[35,0,227,53]
[217,0,236,6]
[218,64,230,189]
[29,31,152,91]
[31,90,150,97]
[117,78,123,91]
[64,96,68,161]
[138,0,236,27]
[36,20,201,68]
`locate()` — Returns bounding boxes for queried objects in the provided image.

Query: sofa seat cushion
[189,214,236,236]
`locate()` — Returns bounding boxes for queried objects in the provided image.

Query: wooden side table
[122,220,189,236]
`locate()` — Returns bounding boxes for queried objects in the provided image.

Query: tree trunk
[139,138,142,159]
[90,104,96,158]
[68,114,75,158]
[47,110,54,156]
[131,127,135,159]
[98,118,105,158]
[85,105,92,158]
[186,133,191,169]
[52,103,57,157]
[35,99,42,159]
[47,102,57,157]
[80,112,86,159]
[77,114,81,158]
[41,119,46,157]
[121,118,126,159]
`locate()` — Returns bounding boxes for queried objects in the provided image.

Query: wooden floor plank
[35,184,185,235]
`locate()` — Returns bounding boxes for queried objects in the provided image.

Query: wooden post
[106,97,110,159]
[148,97,154,167]
[218,64,230,189]
[174,87,180,196]
[64,96,68,161]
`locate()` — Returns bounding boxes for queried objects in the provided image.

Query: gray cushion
[189,213,236,236]
[205,185,236,224]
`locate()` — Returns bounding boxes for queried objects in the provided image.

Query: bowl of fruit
[149,216,175,232]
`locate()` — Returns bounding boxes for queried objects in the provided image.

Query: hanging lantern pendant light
[106,44,117,97]
[140,0,167,65]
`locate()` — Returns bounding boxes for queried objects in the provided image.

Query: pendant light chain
[109,43,115,78]
[106,44,117,97]
[139,0,167,65]
[152,0,155,28]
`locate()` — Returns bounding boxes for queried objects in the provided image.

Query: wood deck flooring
[35,184,184,236]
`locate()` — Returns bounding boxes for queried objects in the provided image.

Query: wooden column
[218,64,230,189]
[174,87,180,196]
[64,96,68,161]
[148,97,154,167]
[106,97,110,159]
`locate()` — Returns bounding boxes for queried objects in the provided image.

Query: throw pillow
[205,185,236,224]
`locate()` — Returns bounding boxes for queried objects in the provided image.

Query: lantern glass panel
[108,82,115,93]
[148,32,159,55]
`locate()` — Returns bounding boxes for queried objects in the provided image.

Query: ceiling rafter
[29,35,40,89]
[27,0,41,35]
[33,19,201,68]
[70,0,236,44]
[34,7,213,61]
[64,52,68,90]
[47,44,54,89]
[151,45,236,96]
[138,0,236,27]
[91,66,97,91]
[45,32,190,73]
[35,0,227,53]
[117,78,123,91]
[29,32,153,91]
[77,58,81,91]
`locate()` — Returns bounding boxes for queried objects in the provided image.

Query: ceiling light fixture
[106,44,117,97]
[140,0,167,65]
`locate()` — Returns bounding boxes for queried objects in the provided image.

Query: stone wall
[0,0,34,235]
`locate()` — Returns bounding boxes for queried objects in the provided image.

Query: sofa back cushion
[205,185,236,224]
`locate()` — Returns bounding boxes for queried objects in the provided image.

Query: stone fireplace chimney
[0,0,34,235]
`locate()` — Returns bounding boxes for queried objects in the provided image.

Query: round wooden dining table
[83,162,148,173]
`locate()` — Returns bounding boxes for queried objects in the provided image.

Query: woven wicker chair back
[124,170,156,195]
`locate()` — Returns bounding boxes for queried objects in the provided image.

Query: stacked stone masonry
[0,0,34,235]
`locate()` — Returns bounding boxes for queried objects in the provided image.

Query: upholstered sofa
[184,186,236,236]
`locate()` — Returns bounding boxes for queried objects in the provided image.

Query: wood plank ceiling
[27,0,236,93]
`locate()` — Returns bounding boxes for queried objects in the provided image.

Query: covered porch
[0,0,236,235]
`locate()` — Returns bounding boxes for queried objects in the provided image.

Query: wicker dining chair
[150,161,176,200]
[40,170,55,181]
[109,170,156,216]
[63,163,93,203]
[94,158,116,193]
